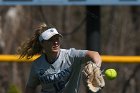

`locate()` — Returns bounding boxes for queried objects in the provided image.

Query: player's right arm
[25,62,40,93]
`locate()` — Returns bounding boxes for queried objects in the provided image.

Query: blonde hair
[18,23,52,59]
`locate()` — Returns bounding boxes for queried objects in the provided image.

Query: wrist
[96,62,101,68]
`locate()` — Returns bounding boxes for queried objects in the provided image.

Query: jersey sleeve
[69,48,87,57]
[68,48,91,64]
[26,62,40,88]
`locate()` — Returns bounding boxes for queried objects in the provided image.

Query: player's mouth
[52,45,60,49]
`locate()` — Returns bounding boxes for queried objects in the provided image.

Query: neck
[45,51,60,64]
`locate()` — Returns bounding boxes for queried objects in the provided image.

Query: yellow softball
[105,69,117,80]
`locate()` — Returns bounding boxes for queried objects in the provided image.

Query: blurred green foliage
[7,84,21,93]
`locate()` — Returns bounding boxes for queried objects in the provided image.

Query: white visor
[39,28,62,42]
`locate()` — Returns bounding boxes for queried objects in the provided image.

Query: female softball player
[18,23,102,93]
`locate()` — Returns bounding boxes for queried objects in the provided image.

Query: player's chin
[52,47,60,53]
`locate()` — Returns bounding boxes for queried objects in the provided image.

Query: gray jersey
[27,48,90,93]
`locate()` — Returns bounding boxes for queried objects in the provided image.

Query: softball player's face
[42,35,61,53]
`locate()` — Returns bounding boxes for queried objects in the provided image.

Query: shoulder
[66,48,88,54]
[31,54,45,66]
[60,48,78,52]
[60,48,76,54]
[60,48,87,56]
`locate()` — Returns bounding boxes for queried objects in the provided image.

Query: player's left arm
[85,50,102,68]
